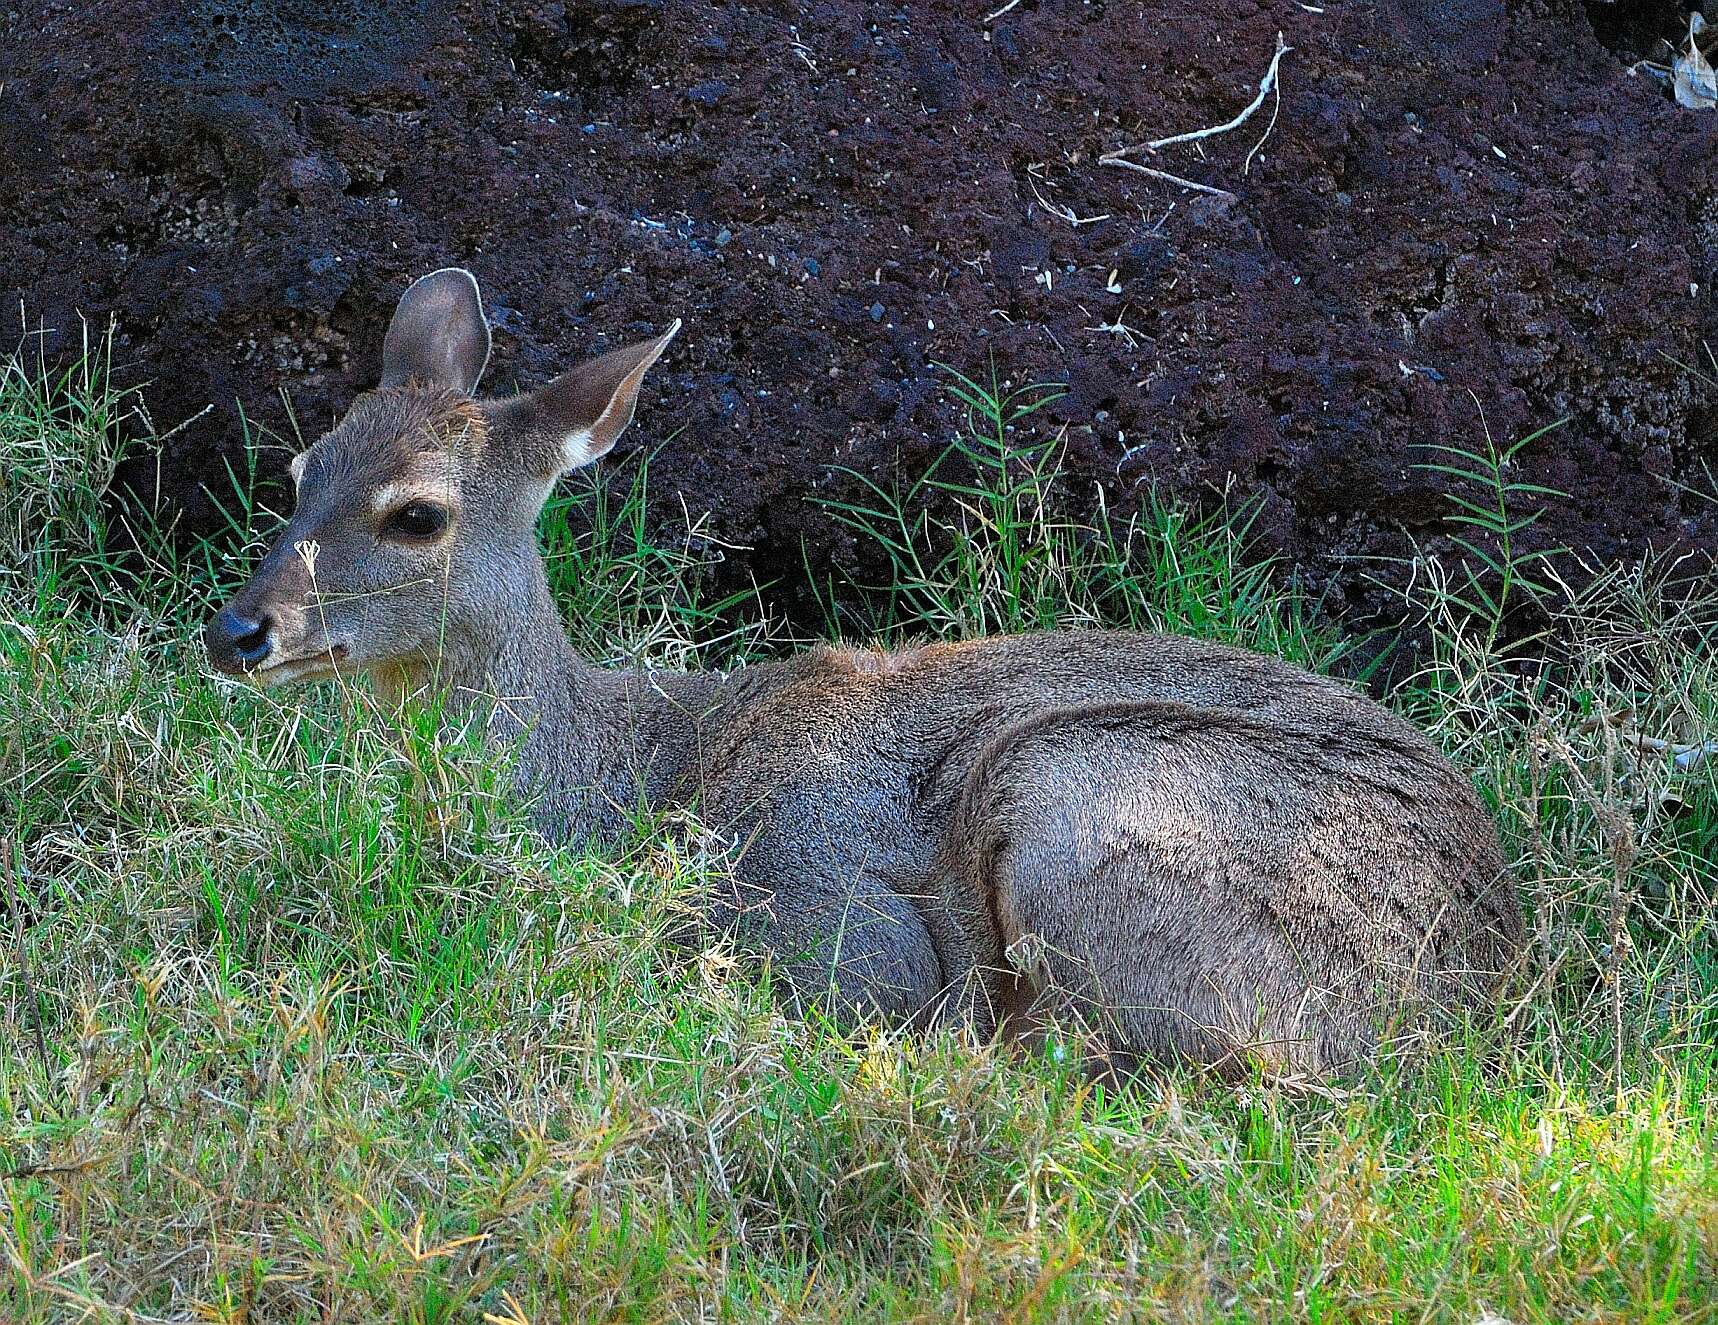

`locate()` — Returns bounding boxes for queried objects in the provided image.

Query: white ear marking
[288,452,309,486]
[559,428,598,471]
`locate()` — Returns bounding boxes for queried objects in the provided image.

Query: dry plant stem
[1104,32,1292,159]
[1544,718,1640,1101]
[6,837,50,1079]
[1524,725,1563,1073]
[1599,719,1638,1103]
[1242,61,1285,175]
[1099,156,1239,202]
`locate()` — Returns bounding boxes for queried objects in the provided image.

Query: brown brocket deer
[206,268,1523,1076]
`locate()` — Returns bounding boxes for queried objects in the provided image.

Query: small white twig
[984,0,1022,21]
[1086,307,1145,349]
[1026,170,1112,227]
[1104,32,1292,160]
[1099,155,1237,203]
[1243,55,1286,175]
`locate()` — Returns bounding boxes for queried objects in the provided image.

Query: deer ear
[380,267,492,393]
[525,320,681,475]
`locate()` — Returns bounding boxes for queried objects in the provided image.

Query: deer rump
[659,636,1518,1078]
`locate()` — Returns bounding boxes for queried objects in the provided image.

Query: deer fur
[206,268,1524,1076]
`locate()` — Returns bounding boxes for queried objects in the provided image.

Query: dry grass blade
[5,838,48,1080]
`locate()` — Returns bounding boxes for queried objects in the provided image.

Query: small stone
[715,227,733,246]
[487,303,527,335]
[869,302,885,321]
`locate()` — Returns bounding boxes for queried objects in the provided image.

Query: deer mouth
[248,643,351,685]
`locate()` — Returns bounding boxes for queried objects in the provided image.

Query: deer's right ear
[380,267,492,394]
[517,319,682,477]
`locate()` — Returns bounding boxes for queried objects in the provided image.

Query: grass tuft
[0,322,136,607]
[818,365,1346,672]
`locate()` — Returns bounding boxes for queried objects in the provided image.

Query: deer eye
[385,501,448,541]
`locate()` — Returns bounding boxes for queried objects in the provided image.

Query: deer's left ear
[380,267,493,394]
[515,320,682,476]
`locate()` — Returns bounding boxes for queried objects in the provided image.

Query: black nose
[211,607,274,666]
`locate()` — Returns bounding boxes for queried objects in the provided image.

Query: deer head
[205,268,680,691]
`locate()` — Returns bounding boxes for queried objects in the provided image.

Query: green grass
[4,344,1718,1322]
[815,366,1346,671]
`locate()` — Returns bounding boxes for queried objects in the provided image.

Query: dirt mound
[3,0,1714,627]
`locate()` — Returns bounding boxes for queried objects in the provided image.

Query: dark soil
[3,0,1715,632]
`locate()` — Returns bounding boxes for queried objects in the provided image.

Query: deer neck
[378,555,714,842]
